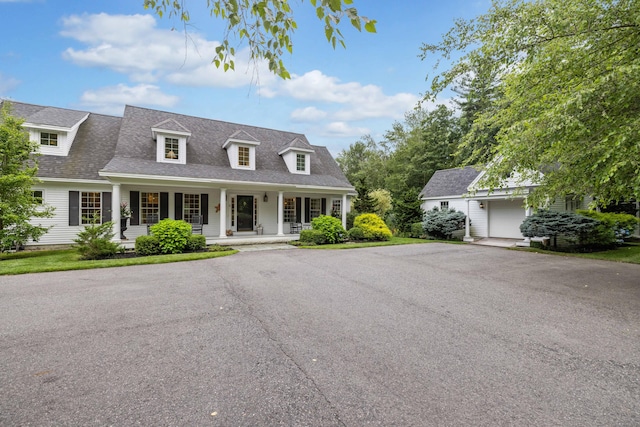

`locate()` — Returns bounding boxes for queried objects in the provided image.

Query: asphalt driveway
[1,244,639,426]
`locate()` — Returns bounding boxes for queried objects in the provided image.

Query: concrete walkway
[471,237,523,248]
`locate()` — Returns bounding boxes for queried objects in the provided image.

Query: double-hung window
[283,198,296,223]
[440,201,449,210]
[141,192,160,224]
[331,199,341,217]
[183,193,200,223]
[238,146,250,167]
[296,154,306,172]
[165,137,179,159]
[309,198,321,220]
[81,192,101,224]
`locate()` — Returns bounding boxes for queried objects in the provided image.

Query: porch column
[219,188,227,238]
[277,191,285,236]
[112,183,121,241]
[523,205,533,244]
[342,193,347,229]
[463,198,473,242]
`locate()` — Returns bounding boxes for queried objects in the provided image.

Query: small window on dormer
[165,137,179,160]
[296,154,306,172]
[238,146,250,167]
[41,132,58,146]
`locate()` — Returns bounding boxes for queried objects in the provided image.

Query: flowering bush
[120,201,133,218]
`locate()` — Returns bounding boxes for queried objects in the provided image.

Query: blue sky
[0,0,490,154]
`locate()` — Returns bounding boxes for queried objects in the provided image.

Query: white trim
[222,138,261,149]
[40,177,109,185]
[277,146,315,155]
[151,127,191,139]
[24,113,89,133]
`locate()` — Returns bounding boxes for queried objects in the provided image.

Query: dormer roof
[23,107,89,131]
[151,118,191,139]
[278,137,315,155]
[222,130,260,149]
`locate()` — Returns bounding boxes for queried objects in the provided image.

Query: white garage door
[488,199,526,238]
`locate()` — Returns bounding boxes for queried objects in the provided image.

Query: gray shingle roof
[420,166,482,199]
[6,101,121,181]
[228,129,258,142]
[279,137,314,153]
[152,118,190,134]
[23,106,88,128]
[103,105,353,189]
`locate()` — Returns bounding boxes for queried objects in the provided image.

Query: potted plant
[120,202,133,239]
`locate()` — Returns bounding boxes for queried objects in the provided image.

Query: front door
[237,195,254,231]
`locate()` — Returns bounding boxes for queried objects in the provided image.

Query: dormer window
[165,137,179,160]
[152,119,191,165]
[238,146,250,167]
[40,132,58,146]
[296,153,306,172]
[223,130,260,171]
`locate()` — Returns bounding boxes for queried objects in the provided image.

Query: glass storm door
[237,195,254,231]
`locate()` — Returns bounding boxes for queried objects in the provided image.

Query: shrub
[422,207,466,240]
[520,210,601,249]
[74,218,123,260]
[208,244,231,252]
[347,226,365,241]
[346,211,358,230]
[578,210,639,243]
[299,229,327,245]
[135,235,161,256]
[311,215,346,244]
[185,234,206,252]
[410,222,424,238]
[353,213,392,241]
[149,219,192,254]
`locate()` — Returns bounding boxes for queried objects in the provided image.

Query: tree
[352,179,375,214]
[391,189,424,233]
[369,188,392,219]
[144,0,376,79]
[336,135,387,190]
[422,0,640,208]
[0,103,54,251]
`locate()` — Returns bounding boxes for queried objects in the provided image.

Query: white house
[7,101,355,247]
[419,166,598,244]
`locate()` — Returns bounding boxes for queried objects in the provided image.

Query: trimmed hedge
[299,229,327,245]
[135,235,161,256]
[186,234,207,252]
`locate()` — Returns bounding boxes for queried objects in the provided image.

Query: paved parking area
[1,244,639,426]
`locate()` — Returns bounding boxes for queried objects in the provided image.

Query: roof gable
[420,166,482,199]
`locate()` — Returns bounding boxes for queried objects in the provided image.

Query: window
[565,196,581,211]
[331,199,341,217]
[183,194,200,223]
[141,192,160,224]
[32,190,44,205]
[81,192,101,224]
[309,198,321,220]
[440,201,449,210]
[238,146,250,167]
[40,132,58,146]
[296,153,306,172]
[284,198,296,223]
[165,137,179,159]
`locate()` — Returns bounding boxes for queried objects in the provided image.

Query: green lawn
[520,242,640,264]
[0,248,237,275]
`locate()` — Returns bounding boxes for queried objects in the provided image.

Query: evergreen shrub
[422,207,466,240]
[347,226,365,241]
[74,217,123,260]
[353,213,392,241]
[135,235,161,256]
[299,229,327,245]
[520,210,601,249]
[410,222,424,238]
[186,234,207,252]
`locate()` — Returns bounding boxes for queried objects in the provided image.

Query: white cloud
[79,84,179,114]
[60,13,274,88]
[0,73,20,94]
[290,106,328,122]
[322,122,370,138]
[267,70,419,122]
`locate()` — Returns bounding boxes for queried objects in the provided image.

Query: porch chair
[189,215,204,234]
[146,214,159,235]
[289,222,302,234]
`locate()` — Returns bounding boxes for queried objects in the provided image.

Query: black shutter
[295,197,302,223]
[305,197,310,222]
[130,191,140,225]
[160,192,169,219]
[321,198,327,215]
[175,193,183,220]
[102,192,112,222]
[201,194,209,224]
[69,191,79,226]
